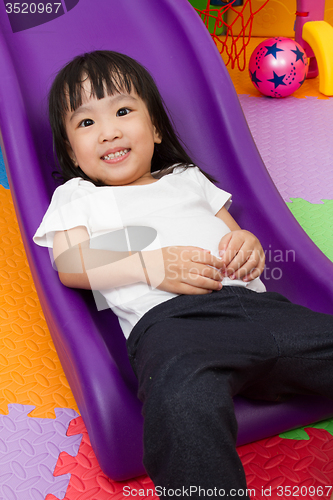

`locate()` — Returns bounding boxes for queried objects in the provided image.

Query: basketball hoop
[195,0,270,70]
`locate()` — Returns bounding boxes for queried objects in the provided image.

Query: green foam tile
[280,199,333,441]
[287,199,333,262]
[280,417,333,441]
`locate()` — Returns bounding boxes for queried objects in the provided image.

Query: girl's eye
[79,118,94,128]
[116,107,131,117]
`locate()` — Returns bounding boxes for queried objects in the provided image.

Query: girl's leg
[140,341,247,498]
[127,289,280,499]
[127,287,333,498]
[236,289,333,401]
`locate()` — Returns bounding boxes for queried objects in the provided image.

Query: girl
[34,51,333,499]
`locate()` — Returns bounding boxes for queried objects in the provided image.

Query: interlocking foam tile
[287,199,333,262]
[46,416,333,500]
[0,403,81,500]
[238,95,333,204]
[281,417,333,441]
[46,417,158,500]
[0,186,78,418]
[238,427,333,499]
[0,146,9,190]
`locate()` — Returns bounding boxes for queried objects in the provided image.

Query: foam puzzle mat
[0,186,78,420]
[0,404,80,499]
[238,96,333,204]
[0,34,333,500]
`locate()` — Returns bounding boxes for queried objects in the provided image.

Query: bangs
[56,51,149,120]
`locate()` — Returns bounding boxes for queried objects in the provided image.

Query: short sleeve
[33,178,94,248]
[179,166,232,214]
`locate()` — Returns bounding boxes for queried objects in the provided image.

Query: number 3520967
[6,3,62,14]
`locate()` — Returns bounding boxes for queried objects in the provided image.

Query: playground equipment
[194,0,270,69]
[290,0,333,95]
[196,0,333,95]
[0,0,333,482]
[295,0,325,78]
[294,0,333,95]
[301,21,333,95]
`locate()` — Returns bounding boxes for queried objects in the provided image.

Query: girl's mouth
[101,148,130,161]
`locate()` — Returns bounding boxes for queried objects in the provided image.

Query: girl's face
[64,79,162,186]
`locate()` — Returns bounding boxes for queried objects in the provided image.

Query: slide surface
[0,0,332,480]
[303,20,333,96]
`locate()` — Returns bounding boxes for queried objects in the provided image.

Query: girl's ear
[153,127,162,144]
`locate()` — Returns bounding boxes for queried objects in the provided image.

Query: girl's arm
[53,226,147,289]
[53,226,225,294]
[215,207,265,281]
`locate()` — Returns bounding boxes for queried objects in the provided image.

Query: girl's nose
[99,121,122,142]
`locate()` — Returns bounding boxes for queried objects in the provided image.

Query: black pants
[127,287,333,499]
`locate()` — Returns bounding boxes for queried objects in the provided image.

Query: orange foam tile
[0,186,78,418]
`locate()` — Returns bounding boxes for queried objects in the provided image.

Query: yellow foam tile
[0,186,79,418]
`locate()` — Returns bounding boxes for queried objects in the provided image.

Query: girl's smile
[101,148,130,162]
[65,82,162,186]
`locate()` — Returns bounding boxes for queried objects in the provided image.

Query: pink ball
[249,37,309,98]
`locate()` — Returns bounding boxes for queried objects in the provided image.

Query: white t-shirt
[34,166,265,338]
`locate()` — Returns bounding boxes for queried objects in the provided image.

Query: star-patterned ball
[249,37,309,98]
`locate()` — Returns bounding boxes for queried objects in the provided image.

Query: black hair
[48,50,216,185]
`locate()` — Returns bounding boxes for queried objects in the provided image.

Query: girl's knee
[144,372,234,428]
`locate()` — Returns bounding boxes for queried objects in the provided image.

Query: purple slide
[0,0,332,481]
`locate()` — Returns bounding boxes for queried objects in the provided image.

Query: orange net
[195,0,270,71]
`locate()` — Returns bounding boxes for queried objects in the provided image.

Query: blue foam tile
[0,145,9,190]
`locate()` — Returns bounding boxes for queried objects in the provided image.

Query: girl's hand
[143,246,225,295]
[218,230,265,282]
